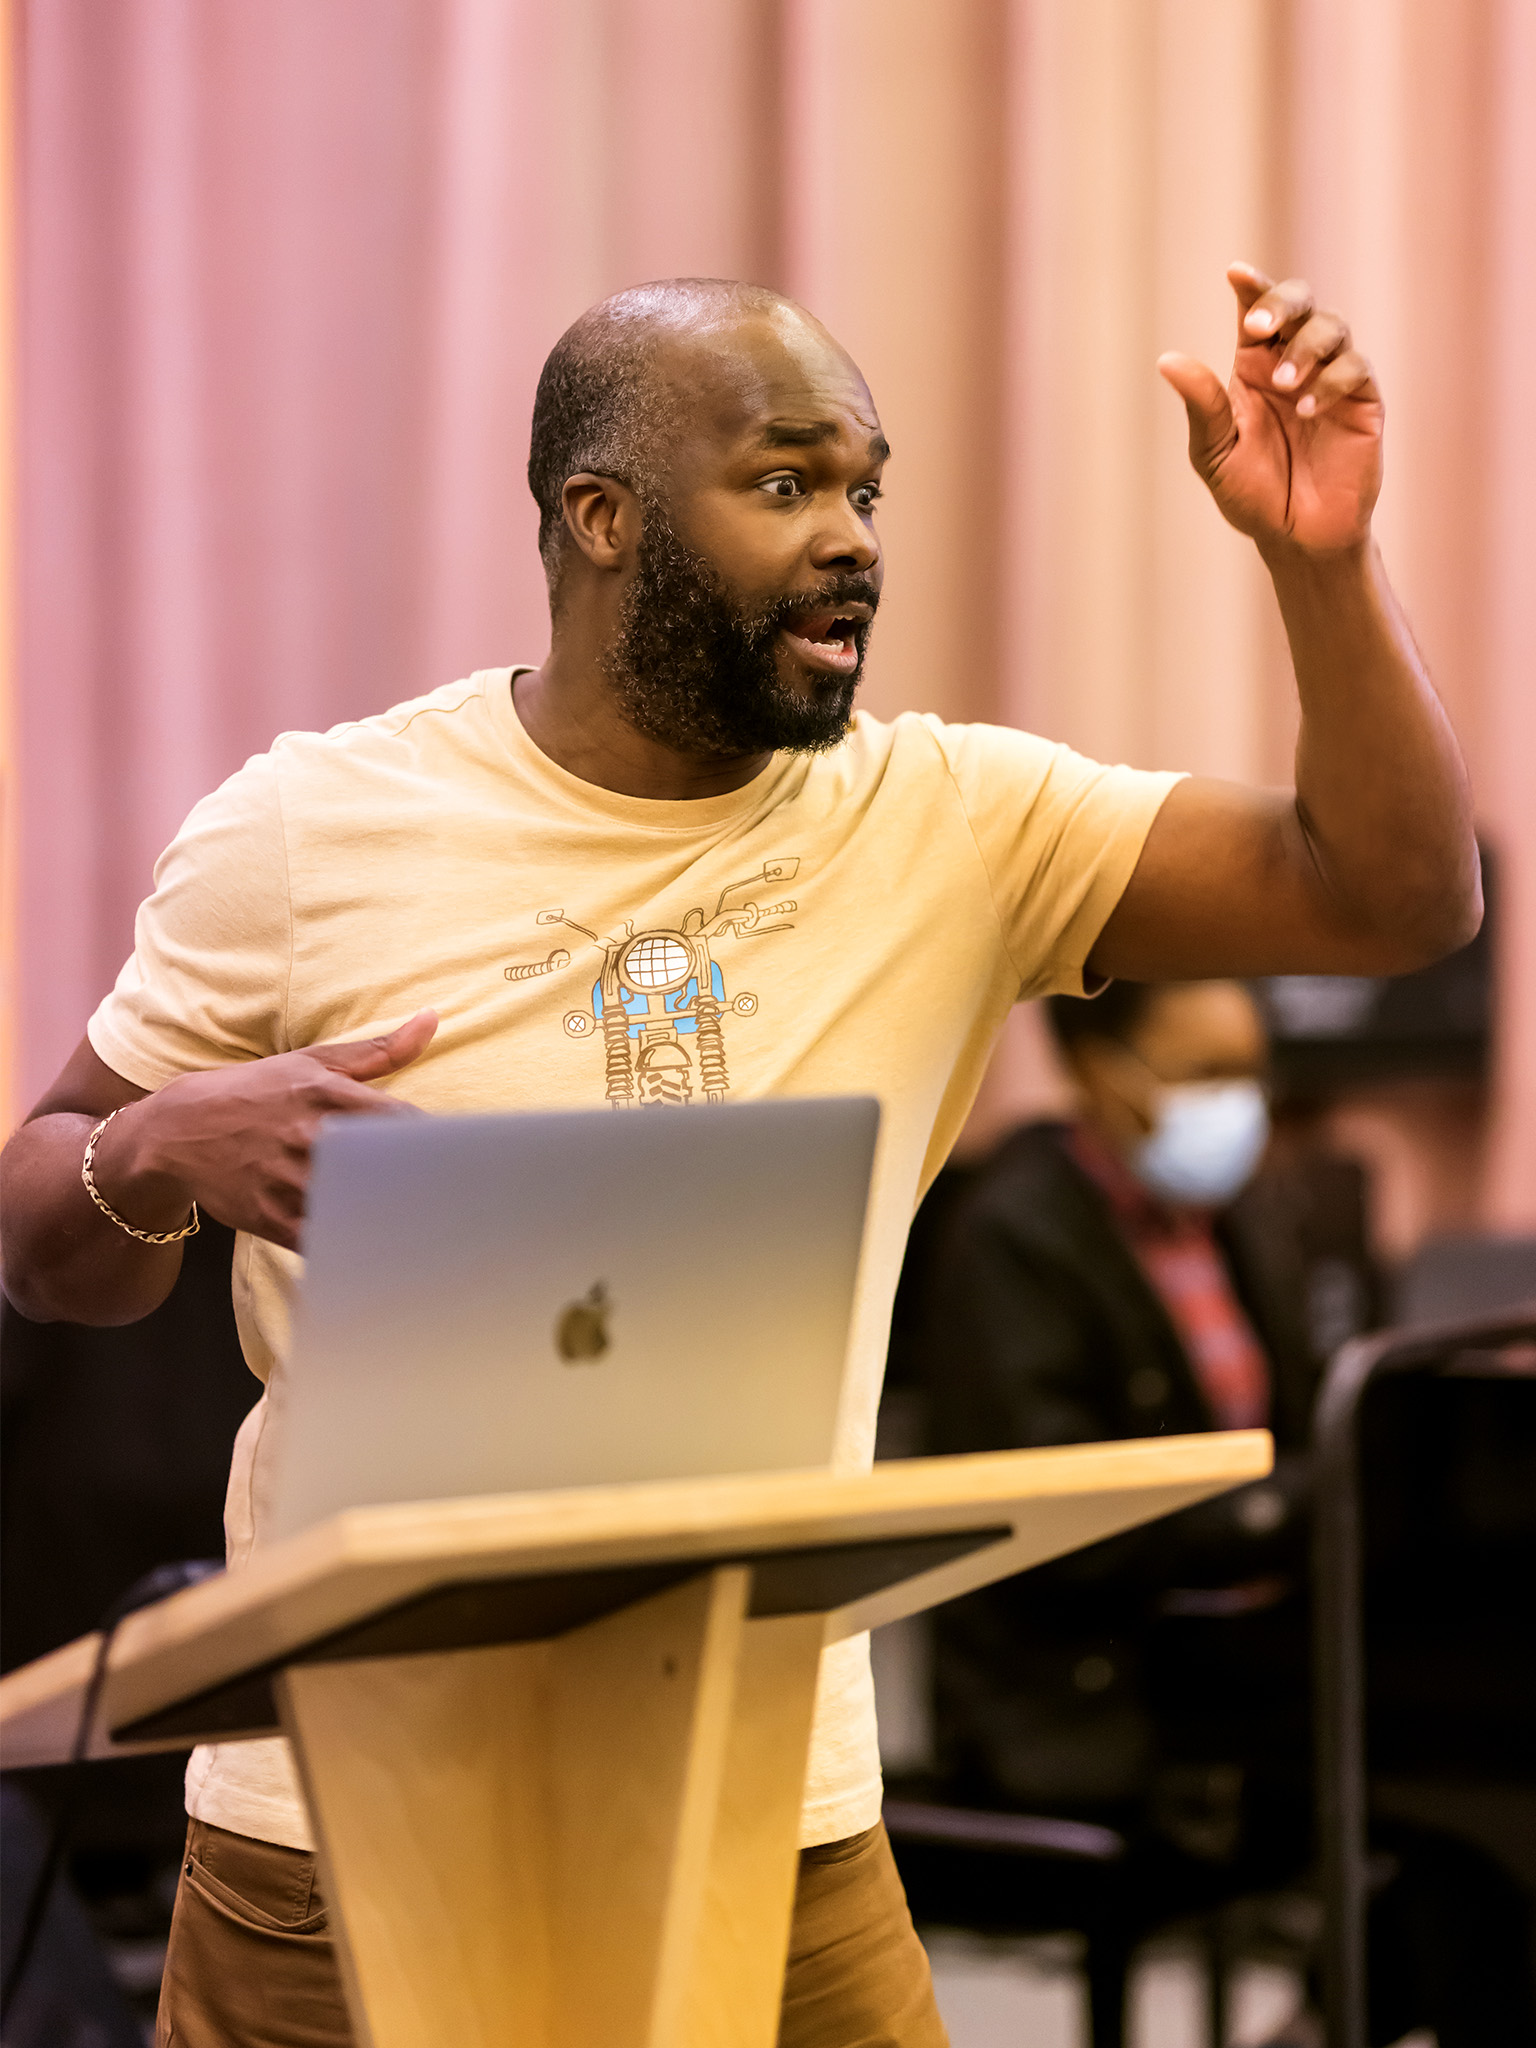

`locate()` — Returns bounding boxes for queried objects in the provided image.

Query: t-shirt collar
[482,665,803,833]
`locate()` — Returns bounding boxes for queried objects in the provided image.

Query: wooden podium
[0,1432,1269,2048]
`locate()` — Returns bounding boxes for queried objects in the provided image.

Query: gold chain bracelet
[81,1107,200,1246]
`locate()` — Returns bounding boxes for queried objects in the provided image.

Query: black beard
[601,505,878,758]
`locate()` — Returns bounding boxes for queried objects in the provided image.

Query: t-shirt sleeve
[87,753,293,1090]
[925,716,1184,999]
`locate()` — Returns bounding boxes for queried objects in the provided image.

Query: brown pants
[157,1816,948,2048]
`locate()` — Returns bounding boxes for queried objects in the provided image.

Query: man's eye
[852,484,883,511]
[760,475,804,499]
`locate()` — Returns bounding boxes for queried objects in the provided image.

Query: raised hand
[1157,263,1383,557]
[92,1011,438,1252]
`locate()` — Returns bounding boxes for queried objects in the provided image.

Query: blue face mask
[1129,1078,1270,1207]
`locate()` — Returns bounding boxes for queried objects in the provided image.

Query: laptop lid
[265,1096,879,1540]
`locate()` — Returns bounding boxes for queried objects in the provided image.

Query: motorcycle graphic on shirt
[504,859,799,1106]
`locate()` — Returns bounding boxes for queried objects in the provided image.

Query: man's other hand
[85,1013,438,1254]
[2,1013,439,1326]
[1087,262,1477,985]
[1157,263,1383,558]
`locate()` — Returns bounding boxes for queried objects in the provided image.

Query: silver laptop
[265,1097,879,1540]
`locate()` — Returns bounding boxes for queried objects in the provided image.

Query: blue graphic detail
[589,960,727,1040]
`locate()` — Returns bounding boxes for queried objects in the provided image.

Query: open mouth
[778,602,872,678]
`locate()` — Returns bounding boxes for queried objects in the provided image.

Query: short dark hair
[1044,981,1163,1052]
[527,278,789,586]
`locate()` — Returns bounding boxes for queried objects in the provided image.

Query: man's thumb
[308,1010,439,1079]
[1157,353,1235,475]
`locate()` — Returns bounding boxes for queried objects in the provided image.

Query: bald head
[528,278,835,582]
[518,277,887,776]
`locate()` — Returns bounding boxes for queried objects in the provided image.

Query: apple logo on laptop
[556,1282,612,1364]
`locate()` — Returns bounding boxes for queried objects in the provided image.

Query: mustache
[749,575,882,640]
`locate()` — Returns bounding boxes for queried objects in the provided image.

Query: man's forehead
[652,310,885,459]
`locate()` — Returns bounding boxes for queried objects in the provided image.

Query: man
[1,266,1478,2046]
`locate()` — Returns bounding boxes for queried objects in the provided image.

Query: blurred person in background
[918,979,1361,1814]
[915,979,1535,2046]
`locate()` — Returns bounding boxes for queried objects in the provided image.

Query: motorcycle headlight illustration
[618,932,693,994]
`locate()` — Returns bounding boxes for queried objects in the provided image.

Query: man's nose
[809,498,880,575]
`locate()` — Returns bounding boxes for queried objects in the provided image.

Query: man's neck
[513,651,771,801]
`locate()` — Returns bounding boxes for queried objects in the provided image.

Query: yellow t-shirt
[88,666,1181,1852]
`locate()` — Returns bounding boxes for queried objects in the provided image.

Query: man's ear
[561,473,642,572]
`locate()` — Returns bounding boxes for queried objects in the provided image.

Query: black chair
[884,1792,1139,2048]
[884,1787,1256,2047]
[1312,1301,1536,2048]
[887,1302,1536,2048]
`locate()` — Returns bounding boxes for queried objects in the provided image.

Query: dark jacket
[905,1121,1378,1808]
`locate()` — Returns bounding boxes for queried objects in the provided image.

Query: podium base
[279,1567,825,2048]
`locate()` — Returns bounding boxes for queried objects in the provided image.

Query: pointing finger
[306,1010,438,1081]
[1227,260,1275,335]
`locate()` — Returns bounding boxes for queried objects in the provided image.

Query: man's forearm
[0,1111,190,1325]
[1266,538,1481,964]
[2,1013,436,1322]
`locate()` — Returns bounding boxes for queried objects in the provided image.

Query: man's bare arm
[1088,266,1479,984]
[0,1042,172,1326]
[0,1014,436,1326]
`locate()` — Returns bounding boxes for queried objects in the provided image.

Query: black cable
[0,1559,222,2027]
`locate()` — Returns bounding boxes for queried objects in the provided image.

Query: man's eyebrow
[758,419,840,448]
[755,420,893,464]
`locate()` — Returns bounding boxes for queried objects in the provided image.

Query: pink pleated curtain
[15,0,1536,1249]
